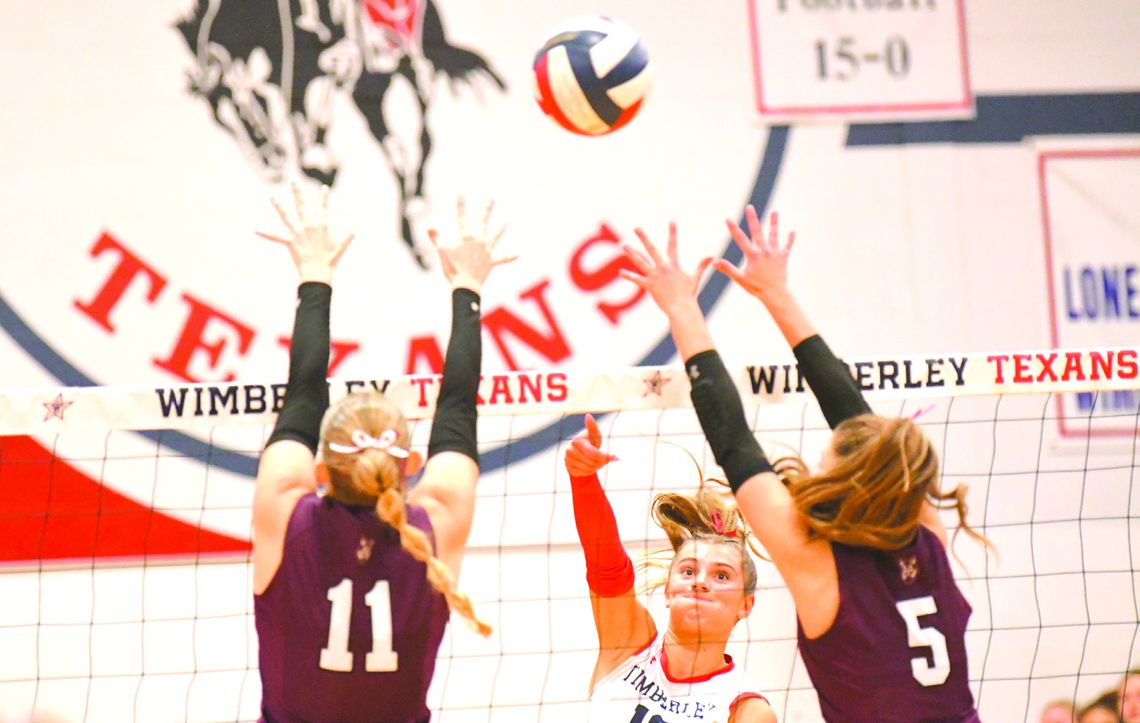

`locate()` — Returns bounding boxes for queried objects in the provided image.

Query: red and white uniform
[588,634,767,723]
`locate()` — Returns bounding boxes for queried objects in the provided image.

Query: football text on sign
[749,0,973,120]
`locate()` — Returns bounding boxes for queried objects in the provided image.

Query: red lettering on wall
[483,279,571,370]
[153,294,255,383]
[568,223,646,325]
[405,336,446,375]
[74,232,168,333]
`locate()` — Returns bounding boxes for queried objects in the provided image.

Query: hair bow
[328,428,408,458]
[710,509,737,537]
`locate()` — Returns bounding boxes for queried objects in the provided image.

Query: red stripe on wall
[0,435,251,564]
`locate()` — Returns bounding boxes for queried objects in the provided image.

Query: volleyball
[532,16,651,136]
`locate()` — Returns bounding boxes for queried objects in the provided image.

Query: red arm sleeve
[570,472,635,596]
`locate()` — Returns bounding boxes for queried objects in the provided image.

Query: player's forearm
[685,350,773,494]
[428,288,482,462]
[267,282,331,452]
[758,288,869,429]
[570,472,634,595]
[663,301,715,361]
[792,334,870,430]
[755,286,816,349]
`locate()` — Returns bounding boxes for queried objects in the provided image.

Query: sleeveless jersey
[797,526,979,722]
[588,634,768,723]
[255,494,449,723]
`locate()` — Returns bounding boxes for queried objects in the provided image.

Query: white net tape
[0,345,1137,721]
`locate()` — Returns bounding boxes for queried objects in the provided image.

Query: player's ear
[315,462,331,485]
[739,593,755,620]
[403,450,424,478]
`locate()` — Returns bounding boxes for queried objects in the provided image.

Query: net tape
[3,346,1137,433]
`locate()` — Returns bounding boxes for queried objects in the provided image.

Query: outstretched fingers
[713,258,749,287]
[291,182,307,223]
[270,198,299,238]
[428,229,458,278]
[481,200,495,240]
[621,242,654,276]
[331,233,355,266]
[491,252,519,268]
[765,210,779,253]
[744,204,764,248]
[666,222,679,266]
[725,218,757,259]
[456,196,469,237]
[255,230,291,246]
[617,268,649,290]
[694,256,715,284]
[633,227,666,268]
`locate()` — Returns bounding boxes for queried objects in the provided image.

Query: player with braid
[621,209,989,722]
[252,188,513,723]
[566,413,776,722]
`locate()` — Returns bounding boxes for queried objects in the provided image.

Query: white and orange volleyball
[532,16,651,136]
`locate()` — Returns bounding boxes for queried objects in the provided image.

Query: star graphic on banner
[42,393,74,421]
[642,370,671,397]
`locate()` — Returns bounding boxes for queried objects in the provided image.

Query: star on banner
[42,393,73,422]
[642,370,671,397]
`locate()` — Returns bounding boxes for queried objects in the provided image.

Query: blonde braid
[375,489,492,637]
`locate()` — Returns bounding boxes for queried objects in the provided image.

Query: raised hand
[619,222,714,319]
[428,198,517,294]
[715,206,795,302]
[257,183,354,284]
[565,414,618,477]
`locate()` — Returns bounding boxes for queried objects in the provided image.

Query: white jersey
[588,634,767,722]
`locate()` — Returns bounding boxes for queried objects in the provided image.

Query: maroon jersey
[797,526,979,722]
[255,494,449,723]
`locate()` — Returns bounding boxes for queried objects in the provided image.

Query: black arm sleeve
[266,282,331,453]
[427,288,481,463]
[686,350,773,494]
[793,334,871,430]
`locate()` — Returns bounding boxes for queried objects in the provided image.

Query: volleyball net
[1,346,1138,722]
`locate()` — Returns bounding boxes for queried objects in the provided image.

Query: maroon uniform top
[797,526,980,723]
[255,494,449,723]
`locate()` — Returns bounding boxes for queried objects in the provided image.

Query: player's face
[664,540,753,640]
[1122,674,1140,723]
[818,441,838,474]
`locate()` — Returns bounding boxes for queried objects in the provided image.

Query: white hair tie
[328,428,408,458]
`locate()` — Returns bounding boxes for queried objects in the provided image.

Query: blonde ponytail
[374,488,492,637]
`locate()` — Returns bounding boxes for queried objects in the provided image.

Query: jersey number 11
[319,578,400,672]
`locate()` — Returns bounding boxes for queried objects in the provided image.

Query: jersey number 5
[895,596,950,686]
[319,578,399,672]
